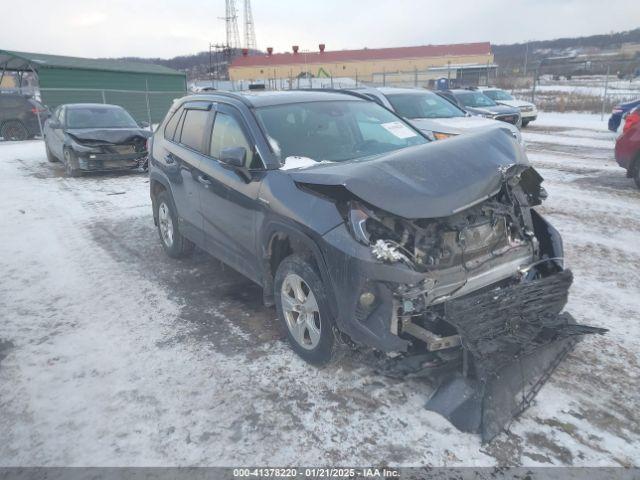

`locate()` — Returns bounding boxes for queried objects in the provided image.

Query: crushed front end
[68,133,149,172]
[316,164,606,442]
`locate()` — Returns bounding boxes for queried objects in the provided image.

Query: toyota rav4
[148,90,604,441]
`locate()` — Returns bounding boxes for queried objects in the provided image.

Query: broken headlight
[347,204,373,245]
[346,202,399,246]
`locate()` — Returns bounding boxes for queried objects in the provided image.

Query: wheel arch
[149,171,172,225]
[261,221,337,316]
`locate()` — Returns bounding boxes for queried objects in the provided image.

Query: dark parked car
[43,103,151,176]
[438,89,522,128]
[149,90,604,441]
[615,107,640,188]
[0,92,50,141]
[608,98,640,132]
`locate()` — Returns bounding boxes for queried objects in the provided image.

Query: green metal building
[0,49,187,123]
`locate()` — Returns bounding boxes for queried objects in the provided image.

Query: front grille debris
[420,270,607,442]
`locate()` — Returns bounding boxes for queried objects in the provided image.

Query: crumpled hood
[287,128,530,219]
[66,127,151,144]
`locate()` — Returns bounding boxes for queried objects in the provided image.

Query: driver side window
[209,112,257,168]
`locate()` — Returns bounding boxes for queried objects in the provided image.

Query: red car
[615,107,640,189]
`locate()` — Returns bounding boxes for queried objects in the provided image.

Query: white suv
[479,88,538,127]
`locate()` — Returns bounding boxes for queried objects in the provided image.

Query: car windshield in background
[387,93,466,119]
[255,100,428,163]
[66,107,138,129]
[456,92,497,108]
[484,90,514,101]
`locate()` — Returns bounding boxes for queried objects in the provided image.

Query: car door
[159,101,213,247]
[197,103,263,283]
[49,106,66,157]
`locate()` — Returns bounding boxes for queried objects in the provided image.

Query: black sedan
[438,89,522,128]
[43,103,151,176]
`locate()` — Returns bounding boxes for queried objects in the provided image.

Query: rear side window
[179,109,209,152]
[164,107,183,141]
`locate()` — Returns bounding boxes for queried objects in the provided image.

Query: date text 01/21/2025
[232,468,400,478]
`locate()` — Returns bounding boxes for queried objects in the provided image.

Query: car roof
[190,90,365,108]
[64,103,126,110]
[447,89,478,94]
[377,87,438,96]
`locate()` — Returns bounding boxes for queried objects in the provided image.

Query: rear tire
[1,120,28,141]
[521,120,530,128]
[45,142,59,162]
[274,255,337,366]
[155,191,194,258]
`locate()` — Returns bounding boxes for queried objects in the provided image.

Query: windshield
[483,90,514,101]
[66,107,138,129]
[255,100,428,164]
[455,92,497,108]
[387,93,466,119]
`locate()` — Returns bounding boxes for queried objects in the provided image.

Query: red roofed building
[229,42,495,85]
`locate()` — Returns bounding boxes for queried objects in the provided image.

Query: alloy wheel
[280,273,322,350]
[158,202,174,248]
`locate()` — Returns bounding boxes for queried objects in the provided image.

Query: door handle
[197,174,212,186]
[164,153,175,164]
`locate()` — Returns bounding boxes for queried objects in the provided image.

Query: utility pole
[601,64,610,120]
[523,41,529,76]
[209,43,213,84]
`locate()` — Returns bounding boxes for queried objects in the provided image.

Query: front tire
[155,191,194,258]
[63,148,81,177]
[634,159,640,190]
[1,120,28,141]
[274,255,336,366]
[45,142,59,162]
[521,120,530,128]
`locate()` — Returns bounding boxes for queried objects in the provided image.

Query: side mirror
[220,146,246,168]
[139,121,150,128]
[47,119,62,129]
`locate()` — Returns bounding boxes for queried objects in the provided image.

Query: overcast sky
[1,0,638,59]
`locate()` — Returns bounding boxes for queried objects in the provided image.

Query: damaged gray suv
[149,91,604,441]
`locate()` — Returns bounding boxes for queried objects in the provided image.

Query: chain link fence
[40,88,185,125]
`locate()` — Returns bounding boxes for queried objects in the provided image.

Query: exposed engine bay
[346,166,551,351]
[340,165,608,441]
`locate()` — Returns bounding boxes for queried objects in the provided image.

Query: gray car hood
[287,129,529,219]
[66,127,151,144]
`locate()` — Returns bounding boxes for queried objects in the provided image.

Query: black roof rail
[292,87,372,102]
[191,90,254,107]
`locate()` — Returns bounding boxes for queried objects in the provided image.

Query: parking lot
[0,112,639,466]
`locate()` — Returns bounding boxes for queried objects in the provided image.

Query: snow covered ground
[0,113,639,467]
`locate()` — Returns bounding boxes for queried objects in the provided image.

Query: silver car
[346,86,524,145]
